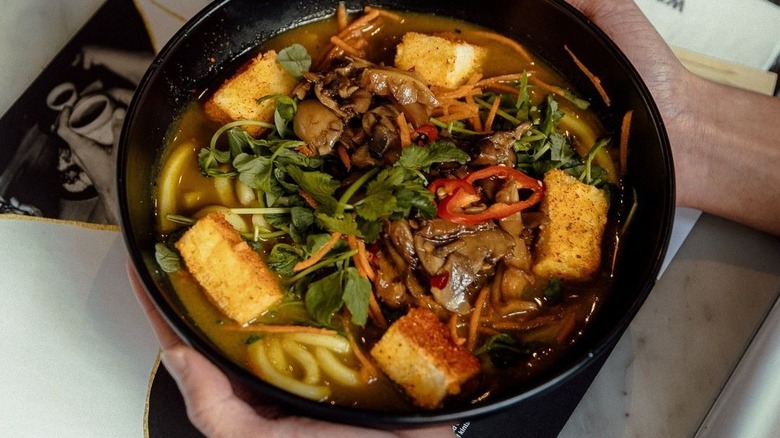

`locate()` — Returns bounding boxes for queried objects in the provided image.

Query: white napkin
[635,0,780,70]
[0,219,159,437]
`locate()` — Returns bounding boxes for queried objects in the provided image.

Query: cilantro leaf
[474,333,530,368]
[394,184,436,219]
[285,166,339,210]
[543,277,562,304]
[354,166,436,222]
[274,147,324,169]
[355,167,406,221]
[397,140,469,171]
[154,243,181,273]
[304,271,344,326]
[259,94,297,138]
[355,191,397,221]
[234,153,274,193]
[303,267,370,327]
[277,44,311,79]
[197,147,234,177]
[315,212,363,237]
[267,243,304,276]
[539,95,563,136]
[342,268,370,326]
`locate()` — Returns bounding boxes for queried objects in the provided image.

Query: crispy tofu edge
[532,169,609,281]
[175,212,284,325]
[370,307,480,408]
[203,50,298,135]
[394,32,487,89]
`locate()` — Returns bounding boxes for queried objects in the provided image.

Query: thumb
[162,344,269,437]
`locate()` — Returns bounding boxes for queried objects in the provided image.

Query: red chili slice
[430,271,450,289]
[428,177,476,198]
[413,124,438,145]
[428,165,544,225]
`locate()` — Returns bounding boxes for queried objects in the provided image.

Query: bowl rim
[117,0,675,427]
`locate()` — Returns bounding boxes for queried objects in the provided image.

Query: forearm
[674,76,780,236]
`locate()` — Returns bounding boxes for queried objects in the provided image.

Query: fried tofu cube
[175,212,283,325]
[370,308,480,408]
[203,50,298,135]
[532,169,609,281]
[394,32,486,89]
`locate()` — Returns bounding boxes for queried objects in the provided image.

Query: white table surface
[1,1,779,437]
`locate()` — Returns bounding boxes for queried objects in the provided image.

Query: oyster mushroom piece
[293,99,344,155]
[360,67,439,126]
[430,253,476,315]
[471,121,532,166]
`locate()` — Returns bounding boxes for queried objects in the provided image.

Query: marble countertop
[1,1,779,437]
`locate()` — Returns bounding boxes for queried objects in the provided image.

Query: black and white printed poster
[0,0,154,225]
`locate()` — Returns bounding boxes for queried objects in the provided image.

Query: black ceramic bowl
[118,0,674,428]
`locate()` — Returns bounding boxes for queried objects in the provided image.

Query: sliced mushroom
[360,67,439,127]
[431,253,475,315]
[495,180,532,271]
[416,218,493,243]
[471,121,532,166]
[293,99,344,155]
[372,249,407,309]
[385,220,417,266]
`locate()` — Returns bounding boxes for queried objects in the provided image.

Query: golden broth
[155,9,618,410]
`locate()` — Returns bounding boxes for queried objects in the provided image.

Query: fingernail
[162,347,187,376]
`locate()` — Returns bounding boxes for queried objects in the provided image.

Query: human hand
[565,0,780,236]
[564,0,691,138]
[126,260,454,438]
[56,104,123,224]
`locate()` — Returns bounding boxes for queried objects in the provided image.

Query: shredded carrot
[346,235,383,328]
[472,30,533,62]
[435,86,483,101]
[229,324,338,335]
[335,10,380,40]
[528,76,568,101]
[474,73,528,87]
[344,323,380,382]
[397,113,412,147]
[483,96,502,132]
[466,72,483,85]
[296,144,317,157]
[437,111,479,123]
[346,235,375,281]
[464,93,483,132]
[356,239,375,279]
[330,35,362,57]
[368,292,387,328]
[364,6,403,21]
[556,312,577,344]
[318,9,382,69]
[337,144,351,171]
[431,74,483,127]
[449,314,466,346]
[336,2,348,29]
[298,189,319,209]
[564,45,611,106]
[436,101,479,115]
[467,286,490,351]
[619,110,633,176]
[483,83,520,95]
[293,232,342,272]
